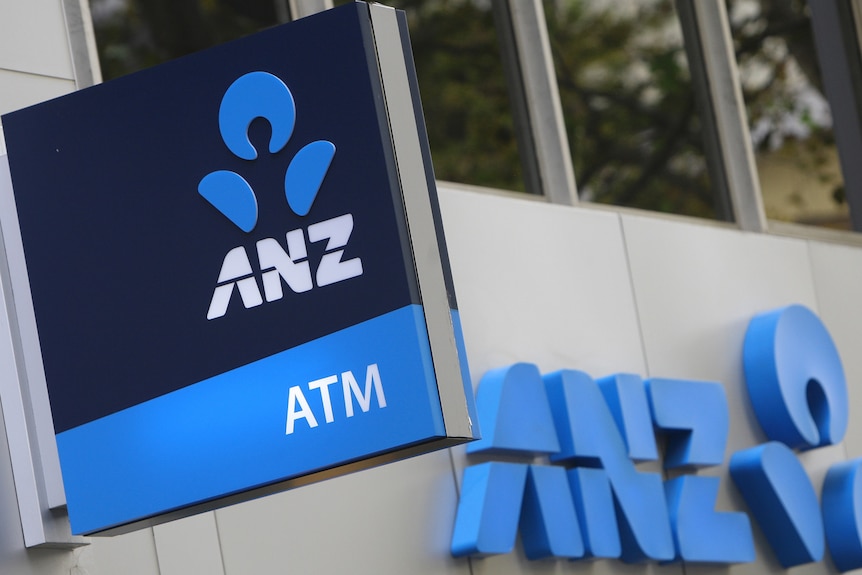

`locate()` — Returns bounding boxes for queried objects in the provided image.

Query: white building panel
[82,528,160,575]
[0,69,74,117]
[215,449,467,575]
[153,513,225,575]
[0,0,74,79]
[808,240,862,460]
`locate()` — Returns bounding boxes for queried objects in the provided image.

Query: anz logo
[198,72,362,320]
[453,306,862,571]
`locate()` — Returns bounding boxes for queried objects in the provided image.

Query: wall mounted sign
[452,304,862,572]
[1,2,476,536]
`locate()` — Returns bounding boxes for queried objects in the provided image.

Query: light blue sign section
[57,304,445,535]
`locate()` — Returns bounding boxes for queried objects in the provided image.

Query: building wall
[0,1,83,157]
[0,184,849,575]
[3,2,862,574]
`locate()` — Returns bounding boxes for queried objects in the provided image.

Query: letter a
[207,246,263,319]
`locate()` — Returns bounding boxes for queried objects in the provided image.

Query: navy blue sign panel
[2,3,476,535]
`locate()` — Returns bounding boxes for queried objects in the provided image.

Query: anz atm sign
[453,304,862,571]
[1,3,476,536]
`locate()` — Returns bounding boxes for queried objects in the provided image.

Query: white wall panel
[154,512,225,575]
[621,213,818,440]
[622,213,845,575]
[439,188,679,575]
[808,240,862,460]
[0,69,75,117]
[439,187,647,381]
[215,449,466,575]
[0,0,74,79]
[0,69,76,158]
[80,529,160,575]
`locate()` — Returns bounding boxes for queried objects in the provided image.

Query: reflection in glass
[730,0,850,229]
[374,0,525,192]
[94,0,526,192]
[91,0,285,80]
[545,0,724,219]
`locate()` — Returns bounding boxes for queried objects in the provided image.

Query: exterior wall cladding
[3,1,862,574]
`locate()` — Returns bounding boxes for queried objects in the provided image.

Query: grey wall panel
[439,187,680,575]
[0,69,75,117]
[80,529,160,575]
[0,0,82,157]
[621,213,817,430]
[437,186,647,382]
[621,213,844,575]
[154,513,225,575]
[0,0,74,79]
[807,240,862,460]
[215,448,467,575]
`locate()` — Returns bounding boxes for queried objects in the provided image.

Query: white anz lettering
[257,229,313,302]
[307,213,363,287]
[207,213,364,319]
[285,364,386,435]
[206,246,263,320]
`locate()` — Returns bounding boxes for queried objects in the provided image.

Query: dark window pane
[546,0,725,219]
[91,0,284,80]
[730,0,850,229]
[369,0,526,191]
[94,0,527,192]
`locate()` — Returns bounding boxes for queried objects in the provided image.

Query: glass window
[91,0,286,80]
[350,0,527,192]
[93,0,527,193]
[730,0,850,229]
[545,0,727,220]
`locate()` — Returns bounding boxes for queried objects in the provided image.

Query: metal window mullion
[675,0,733,222]
[498,0,578,206]
[62,0,102,88]
[808,0,862,232]
[691,0,767,232]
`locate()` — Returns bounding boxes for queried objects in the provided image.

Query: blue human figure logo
[198,71,336,231]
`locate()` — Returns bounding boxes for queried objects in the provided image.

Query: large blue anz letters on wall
[453,304,862,571]
[1,2,476,535]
